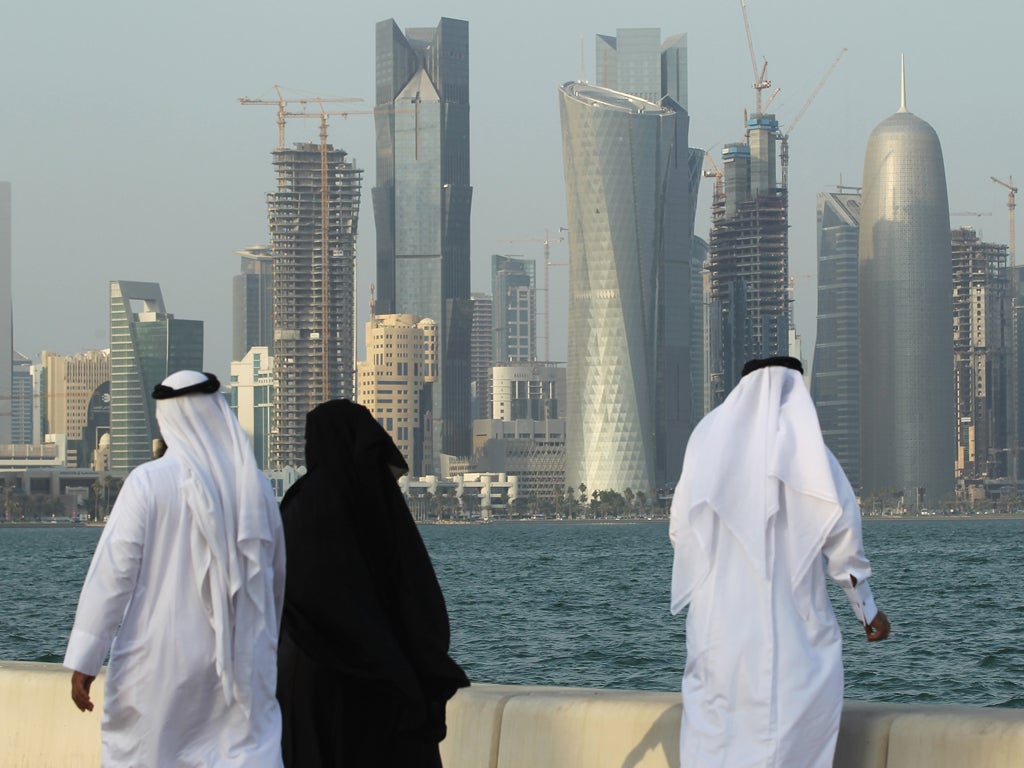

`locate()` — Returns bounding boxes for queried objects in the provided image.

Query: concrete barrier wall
[4,661,1023,767]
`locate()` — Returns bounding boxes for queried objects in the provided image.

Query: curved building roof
[560,81,673,116]
[858,83,953,503]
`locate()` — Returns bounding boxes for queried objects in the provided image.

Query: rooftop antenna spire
[898,53,908,113]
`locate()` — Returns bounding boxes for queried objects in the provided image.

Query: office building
[559,79,693,495]
[232,245,274,361]
[951,227,1010,485]
[268,142,362,468]
[0,183,12,444]
[356,313,437,474]
[858,66,954,505]
[10,353,32,444]
[811,190,862,487]
[109,281,203,471]
[40,349,110,468]
[374,17,473,464]
[492,255,537,364]
[230,346,274,470]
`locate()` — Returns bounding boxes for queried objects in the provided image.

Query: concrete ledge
[4,663,1024,767]
[0,660,105,768]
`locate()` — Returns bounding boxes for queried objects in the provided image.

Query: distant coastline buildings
[374,17,473,466]
[858,66,954,506]
[0,183,12,445]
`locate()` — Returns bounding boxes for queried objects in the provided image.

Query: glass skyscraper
[232,245,274,362]
[559,82,693,495]
[811,191,862,487]
[374,17,472,462]
[492,255,536,364]
[858,72,954,506]
[109,281,203,471]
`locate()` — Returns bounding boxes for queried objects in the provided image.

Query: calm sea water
[3,519,1023,707]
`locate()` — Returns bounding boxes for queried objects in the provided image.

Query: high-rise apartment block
[811,191,862,487]
[858,69,954,505]
[0,183,12,444]
[951,227,1011,485]
[469,293,493,420]
[559,28,696,495]
[232,245,274,361]
[10,353,32,444]
[707,115,789,400]
[41,348,110,467]
[356,313,437,474]
[267,142,362,468]
[230,346,274,470]
[374,17,473,463]
[109,281,203,471]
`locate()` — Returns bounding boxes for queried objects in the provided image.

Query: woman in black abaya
[277,400,469,767]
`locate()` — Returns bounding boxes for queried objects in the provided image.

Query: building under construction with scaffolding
[706,113,789,403]
[268,142,362,468]
[951,227,1011,488]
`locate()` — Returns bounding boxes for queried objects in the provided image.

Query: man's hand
[71,670,95,712]
[865,610,890,642]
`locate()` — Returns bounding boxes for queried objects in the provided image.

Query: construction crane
[778,48,847,188]
[951,211,992,217]
[703,150,724,200]
[992,175,1019,483]
[499,228,568,362]
[238,84,363,149]
[739,0,771,115]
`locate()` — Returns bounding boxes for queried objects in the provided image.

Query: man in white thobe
[670,357,890,768]
[65,370,286,767]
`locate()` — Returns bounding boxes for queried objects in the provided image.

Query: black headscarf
[279,400,468,737]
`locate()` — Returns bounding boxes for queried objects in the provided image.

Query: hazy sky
[1,0,1019,382]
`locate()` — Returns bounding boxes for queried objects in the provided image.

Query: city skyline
[1,0,1018,383]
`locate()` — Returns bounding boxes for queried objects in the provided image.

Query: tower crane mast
[992,174,1019,483]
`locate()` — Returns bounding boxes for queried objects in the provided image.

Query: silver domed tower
[858,60,954,506]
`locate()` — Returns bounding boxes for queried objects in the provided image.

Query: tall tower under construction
[707,114,789,402]
[859,63,953,505]
[268,142,362,468]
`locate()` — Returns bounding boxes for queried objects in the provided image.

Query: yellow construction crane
[739,0,771,115]
[951,211,992,217]
[499,228,568,362]
[238,85,363,149]
[703,150,724,200]
[778,48,847,188]
[991,176,1017,267]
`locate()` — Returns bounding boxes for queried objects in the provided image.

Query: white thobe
[65,455,286,767]
[670,452,877,768]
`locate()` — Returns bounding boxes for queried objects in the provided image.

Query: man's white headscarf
[671,359,843,614]
[154,370,280,714]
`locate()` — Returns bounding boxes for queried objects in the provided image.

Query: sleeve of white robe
[820,452,879,625]
[64,472,148,676]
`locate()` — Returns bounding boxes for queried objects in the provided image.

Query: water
[3,519,1023,707]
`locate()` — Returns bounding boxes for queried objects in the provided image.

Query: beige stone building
[356,314,436,474]
[40,349,110,467]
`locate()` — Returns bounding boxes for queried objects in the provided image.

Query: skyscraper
[469,292,493,421]
[109,281,203,471]
[707,115,789,401]
[0,183,12,445]
[230,346,274,471]
[859,65,954,506]
[267,142,362,468]
[951,227,1010,485]
[559,80,693,495]
[811,190,862,487]
[492,255,537,364]
[374,17,473,463]
[232,245,274,362]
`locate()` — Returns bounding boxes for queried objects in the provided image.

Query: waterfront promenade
[4,661,1024,768]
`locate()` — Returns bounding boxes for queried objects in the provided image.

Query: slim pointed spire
[898,53,908,113]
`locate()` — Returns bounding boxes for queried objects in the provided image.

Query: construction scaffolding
[267,143,362,468]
